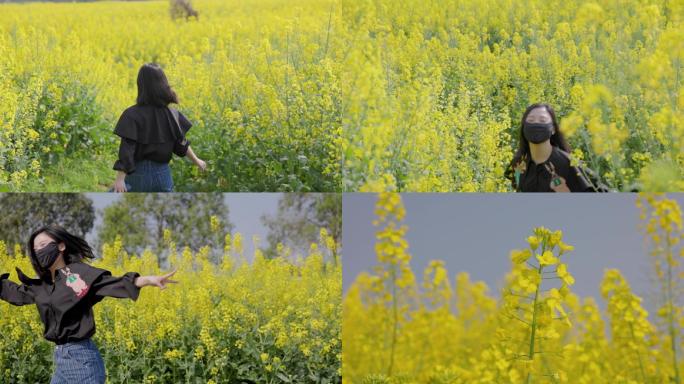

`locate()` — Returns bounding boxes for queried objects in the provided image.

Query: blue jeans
[124,159,174,192]
[51,339,106,384]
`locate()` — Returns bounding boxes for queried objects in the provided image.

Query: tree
[170,0,198,20]
[0,194,95,253]
[97,193,233,266]
[261,193,341,259]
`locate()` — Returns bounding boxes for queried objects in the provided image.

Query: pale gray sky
[343,193,684,314]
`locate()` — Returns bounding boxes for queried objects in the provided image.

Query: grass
[16,153,116,192]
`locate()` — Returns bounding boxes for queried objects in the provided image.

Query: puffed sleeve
[177,111,192,134]
[113,109,139,141]
[90,271,141,302]
[173,138,191,157]
[0,273,35,306]
[112,137,137,174]
[172,111,192,157]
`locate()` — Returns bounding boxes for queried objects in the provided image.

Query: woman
[507,103,597,192]
[112,63,207,192]
[0,225,178,384]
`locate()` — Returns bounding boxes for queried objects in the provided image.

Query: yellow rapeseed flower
[537,250,559,266]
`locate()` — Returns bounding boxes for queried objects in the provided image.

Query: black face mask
[523,122,554,144]
[34,242,60,269]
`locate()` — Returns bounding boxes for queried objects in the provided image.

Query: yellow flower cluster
[0,229,341,383]
[343,193,683,383]
[0,0,341,191]
[600,269,663,382]
[492,227,575,382]
[637,194,684,384]
[341,0,684,191]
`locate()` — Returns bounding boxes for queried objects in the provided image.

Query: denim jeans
[124,159,174,192]
[51,339,106,384]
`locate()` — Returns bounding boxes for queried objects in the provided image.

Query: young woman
[507,103,597,192]
[112,63,207,192]
[0,225,178,384]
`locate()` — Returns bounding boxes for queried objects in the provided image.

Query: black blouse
[113,105,193,175]
[517,147,594,192]
[0,262,141,344]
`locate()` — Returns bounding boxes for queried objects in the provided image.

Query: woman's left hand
[550,177,571,192]
[136,269,179,289]
[195,159,207,172]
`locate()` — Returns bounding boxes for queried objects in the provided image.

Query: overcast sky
[343,193,684,314]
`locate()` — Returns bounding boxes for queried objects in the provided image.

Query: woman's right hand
[550,176,570,193]
[135,269,179,289]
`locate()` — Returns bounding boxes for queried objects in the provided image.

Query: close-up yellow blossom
[527,236,541,249]
[557,263,575,286]
[536,250,559,266]
[510,249,532,264]
[343,193,684,383]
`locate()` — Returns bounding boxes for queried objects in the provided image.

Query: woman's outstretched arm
[184,146,207,172]
[0,273,35,306]
[134,269,179,290]
[91,269,178,302]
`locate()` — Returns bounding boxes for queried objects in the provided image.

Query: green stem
[387,261,398,377]
[526,250,544,384]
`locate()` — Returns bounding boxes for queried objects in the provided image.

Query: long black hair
[27,225,95,280]
[136,63,179,107]
[507,103,571,186]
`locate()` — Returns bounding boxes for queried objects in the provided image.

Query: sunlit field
[0,0,341,192]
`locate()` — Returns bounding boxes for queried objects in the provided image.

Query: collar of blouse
[16,263,74,286]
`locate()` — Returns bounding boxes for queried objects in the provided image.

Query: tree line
[0,193,340,265]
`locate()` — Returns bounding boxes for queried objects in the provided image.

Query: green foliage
[97,193,233,263]
[261,193,341,259]
[0,193,95,250]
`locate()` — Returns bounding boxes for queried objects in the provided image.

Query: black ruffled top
[517,147,594,192]
[112,105,192,174]
[0,262,141,344]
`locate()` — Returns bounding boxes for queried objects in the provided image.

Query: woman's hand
[550,177,571,192]
[113,171,128,192]
[195,158,207,172]
[135,269,178,290]
[185,146,207,172]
